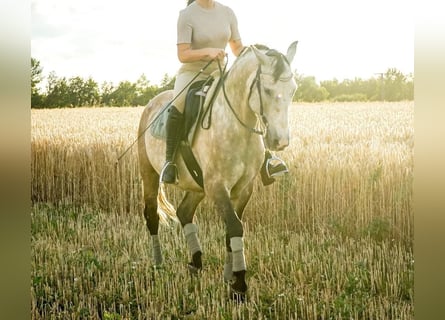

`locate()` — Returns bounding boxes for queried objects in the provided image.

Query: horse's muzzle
[267,136,289,151]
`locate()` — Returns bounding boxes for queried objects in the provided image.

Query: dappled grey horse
[138,41,297,300]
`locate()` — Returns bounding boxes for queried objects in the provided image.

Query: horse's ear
[251,45,270,66]
[286,41,298,64]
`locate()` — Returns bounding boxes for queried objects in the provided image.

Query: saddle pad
[149,78,213,141]
[149,103,170,140]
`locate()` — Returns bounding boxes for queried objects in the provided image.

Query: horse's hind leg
[140,159,162,266]
[176,191,204,271]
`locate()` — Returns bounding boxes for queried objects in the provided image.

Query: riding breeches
[173,65,218,113]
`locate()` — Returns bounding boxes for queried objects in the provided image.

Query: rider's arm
[229,39,245,57]
[177,43,226,63]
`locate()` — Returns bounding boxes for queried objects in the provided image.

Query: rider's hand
[205,48,226,62]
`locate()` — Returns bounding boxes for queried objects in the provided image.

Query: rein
[248,65,269,131]
[205,48,269,136]
[220,60,267,135]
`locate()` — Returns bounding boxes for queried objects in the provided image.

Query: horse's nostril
[274,139,280,148]
[276,138,289,150]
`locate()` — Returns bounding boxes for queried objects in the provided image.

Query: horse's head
[249,41,298,151]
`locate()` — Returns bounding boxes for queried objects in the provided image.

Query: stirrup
[160,161,178,184]
[265,155,289,178]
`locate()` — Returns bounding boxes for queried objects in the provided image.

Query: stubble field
[31,101,414,319]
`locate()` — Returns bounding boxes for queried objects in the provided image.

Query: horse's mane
[237,44,289,82]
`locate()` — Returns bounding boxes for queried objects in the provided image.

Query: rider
[160,0,288,186]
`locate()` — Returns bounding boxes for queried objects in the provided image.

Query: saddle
[150,77,216,188]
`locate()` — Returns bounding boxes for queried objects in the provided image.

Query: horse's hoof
[230,287,247,303]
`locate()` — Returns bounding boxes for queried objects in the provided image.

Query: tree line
[294,69,413,102]
[31,58,175,108]
[31,57,413,108]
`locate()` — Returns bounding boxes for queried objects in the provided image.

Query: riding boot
[260,150,289,186]
[160,106,184,184]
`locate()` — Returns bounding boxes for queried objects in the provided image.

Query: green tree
[68,76,100,106]
[31,58,44,108]
[364,78,380,101]
[320,70,414,102]
[383,68,414,101]
[322,77,376,102]
[100,81,115,106]
[405,73,414,100]
[43,74,100,107]
[383,68,408,101]
[159,73,175,92]
[83,78,100,106]
[107,81,137,106]
[294,75,329,102]
[44,72,71,108]
[320,78,340,99]
[133,74,157,106]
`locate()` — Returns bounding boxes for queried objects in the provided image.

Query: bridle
[216,58,266,135]
[218,47,292,136]
[247,64,269,134]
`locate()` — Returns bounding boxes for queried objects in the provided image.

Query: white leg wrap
[223,251,234,282]
[230,237,246,272]
[183,223,202,255]
[151,235,163,266]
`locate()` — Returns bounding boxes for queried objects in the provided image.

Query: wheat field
[31,102,414,319]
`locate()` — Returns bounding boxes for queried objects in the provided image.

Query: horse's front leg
[176,191,205,272]
[208,185,248,300]
[224,181,254,284]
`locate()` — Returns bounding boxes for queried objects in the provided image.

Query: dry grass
[31,102,413,319]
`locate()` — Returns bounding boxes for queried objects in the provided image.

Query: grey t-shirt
[177,1,241,72]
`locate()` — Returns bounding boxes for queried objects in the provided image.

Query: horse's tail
[157,184,178,225]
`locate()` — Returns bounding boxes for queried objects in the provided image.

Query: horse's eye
[264,88,272,96]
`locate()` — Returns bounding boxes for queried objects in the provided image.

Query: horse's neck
[215,60,258,134]
[195,58,264,166]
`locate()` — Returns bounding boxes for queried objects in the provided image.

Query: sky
[31,0,414,87]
